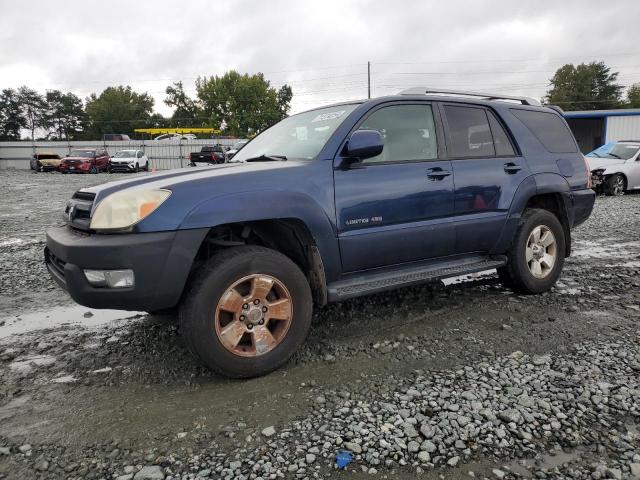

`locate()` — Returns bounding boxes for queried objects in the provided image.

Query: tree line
[0,71,292,141]
[0,63,639,141]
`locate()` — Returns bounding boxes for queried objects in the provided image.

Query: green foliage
[0,88,25,140]
[44,90,86,140]
[627,83,640,108]
[545,62,623,111]
[196,71,292,136]
[164,81,202,126]
[85,86,155,137]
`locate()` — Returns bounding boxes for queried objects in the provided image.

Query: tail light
[583,155,592,189]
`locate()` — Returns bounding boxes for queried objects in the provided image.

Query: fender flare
[178,189,342,281]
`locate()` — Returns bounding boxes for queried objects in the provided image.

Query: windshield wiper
[244,154,287,162]
[590,152,601,158]
[607,152,622,159]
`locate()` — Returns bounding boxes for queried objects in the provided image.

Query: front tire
[605,174,626,196]
[498,208,565,294]
[179,246,312,378]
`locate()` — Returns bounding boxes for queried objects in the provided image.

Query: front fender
[178,190,342,281]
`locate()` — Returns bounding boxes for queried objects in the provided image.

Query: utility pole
[367,61,371,99]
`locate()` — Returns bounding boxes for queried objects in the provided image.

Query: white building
[564,108,640,153]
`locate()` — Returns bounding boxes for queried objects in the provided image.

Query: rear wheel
[605,173,626,196]
[179,246,312,378]
[498,208,565,294]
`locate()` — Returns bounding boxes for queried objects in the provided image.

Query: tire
[499,208,565,294]
[179,246,312,378]
[89,166,98,174]
[605,173,626,196]
[135,163,139,173]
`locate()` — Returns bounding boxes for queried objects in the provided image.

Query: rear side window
[510,109,577,153]
[444,106,495,157]
[487,111,516,156]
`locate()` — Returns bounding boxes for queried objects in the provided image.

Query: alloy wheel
[214,274,293,357]
[612,176,625,196]
[526,225,557,279]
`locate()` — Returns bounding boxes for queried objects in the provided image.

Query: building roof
[564,108,640,119]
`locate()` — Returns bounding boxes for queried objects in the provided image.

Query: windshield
[588,142,639,160]
[114,150,136,158]
[232,141,247,150]
[232,104,359,162]
[69,150,95,158]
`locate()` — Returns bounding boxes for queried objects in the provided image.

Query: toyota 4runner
[45,88,595,378]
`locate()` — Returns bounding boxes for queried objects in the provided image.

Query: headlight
[90,189,171,231]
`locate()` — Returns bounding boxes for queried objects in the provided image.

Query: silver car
[587,141,640,195]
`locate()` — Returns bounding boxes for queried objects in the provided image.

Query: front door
[440,103,529,254]
[334,103,456,272]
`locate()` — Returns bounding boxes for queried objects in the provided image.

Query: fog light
[84,269,134,288]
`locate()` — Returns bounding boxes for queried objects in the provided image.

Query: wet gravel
[0,170,639,479]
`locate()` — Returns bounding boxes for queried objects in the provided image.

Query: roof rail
[398,87,541,106]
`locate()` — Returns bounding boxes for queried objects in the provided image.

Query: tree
[85,86,155,138]
[44,90,86,140]
[545,62,623,111]
[627,83,640,108]
[196,71,292,136]
[17,86,47,140]
[164,81,202,126]
[0,88,26,140]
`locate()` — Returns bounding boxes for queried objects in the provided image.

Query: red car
[59,148,110,174]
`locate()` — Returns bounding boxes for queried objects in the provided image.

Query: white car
[587,141,640,195]
[225,139,249,160]
[108,149,149,173]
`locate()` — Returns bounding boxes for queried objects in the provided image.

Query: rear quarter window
[510,109,577,153]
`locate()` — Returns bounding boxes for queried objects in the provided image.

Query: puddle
[442,269,496,286]
[0,305,144,339]
[507,449,584,477]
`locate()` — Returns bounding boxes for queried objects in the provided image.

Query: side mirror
[346,130,384,160]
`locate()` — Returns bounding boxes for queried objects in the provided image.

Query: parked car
[45,88,594,378]
[30,152,62,172]
[108,149,149,173]
[154,133,197,141]
[586,140,640,195]
[225,140,249,160]
[59,148,110,174]
[103,134,131,141]
[189,145,226,166]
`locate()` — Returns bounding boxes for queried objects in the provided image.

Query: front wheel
[179,246,312,378]
[605,174,626,196]
[89,166,98,174]
[498,208,565,294]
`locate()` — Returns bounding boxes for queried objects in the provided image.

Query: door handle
[504,162,522,174]
[427,167,451,180]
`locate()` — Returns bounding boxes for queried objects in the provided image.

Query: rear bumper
[571,188,596,228]
[45,226,208,311]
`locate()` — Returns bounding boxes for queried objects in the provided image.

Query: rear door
[97,149,109,168]
[440,103,529,254]
[334,102,456,272]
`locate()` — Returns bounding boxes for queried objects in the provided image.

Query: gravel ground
[0,170,639,480]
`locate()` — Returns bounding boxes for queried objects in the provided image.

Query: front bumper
[109,162,136,172]
[45,226,208,311]
[60,162,90,173]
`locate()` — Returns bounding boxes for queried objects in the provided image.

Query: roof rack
[398,87,541,106]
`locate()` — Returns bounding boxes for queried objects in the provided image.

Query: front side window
[444,105,495,158]
[357,104,438,163]
[232,104,359,162]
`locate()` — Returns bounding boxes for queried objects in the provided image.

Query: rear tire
[179,246,312,378]
[605,173,626,196]
[499,208,565,294]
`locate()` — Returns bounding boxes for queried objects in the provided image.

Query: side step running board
[327,256,506,302]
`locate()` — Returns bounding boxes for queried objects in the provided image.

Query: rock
[315,396,326,405]
[35,459,49,471]
[83,311,93,318]
[447,456,460,467]
[606,467,622,480]
[421,440,437,453]
[498,409,522,424]
[18,444,31,453]
[0,447,9,455]
[133,466,164,479]
[629,463,640,479]
[532,354,551,365]
[407,440,420,453]
[306,453,316,464]
[262,426,276,437]
[116,475,134,480]
[420,424,435,438]
[492,468,506,479]
[344,441,362,454]
[417,451,430,463]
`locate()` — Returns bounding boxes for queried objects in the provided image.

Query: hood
[586,157,626,170]
[111,157,136,163]
[81,160,303,206]
[63,156,92,162]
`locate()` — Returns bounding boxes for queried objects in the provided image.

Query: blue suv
[45,88,595,378]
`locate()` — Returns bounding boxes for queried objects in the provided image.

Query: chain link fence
[0,138,243,170]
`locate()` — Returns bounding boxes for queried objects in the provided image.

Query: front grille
[45,248,67,283]
[64,190,96,231]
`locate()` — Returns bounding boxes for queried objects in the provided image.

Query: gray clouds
[0,0,638,115]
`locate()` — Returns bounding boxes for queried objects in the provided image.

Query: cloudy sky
[1,0,639,116]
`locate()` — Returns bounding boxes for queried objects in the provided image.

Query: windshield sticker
[312,110,346,123]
